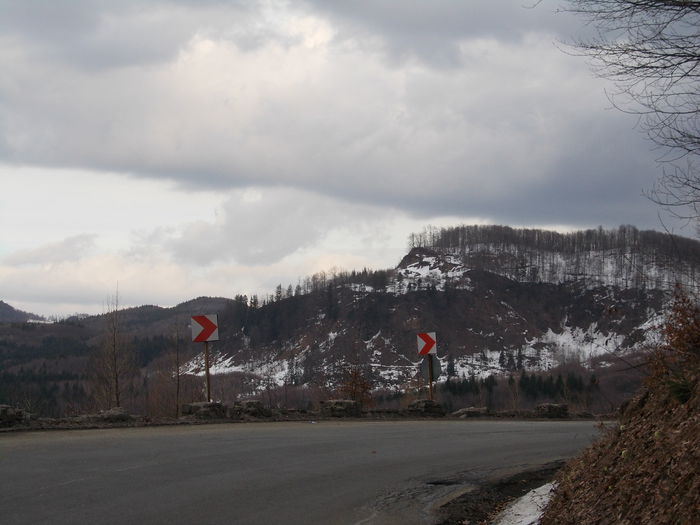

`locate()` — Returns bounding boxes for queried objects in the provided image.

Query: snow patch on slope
[387,253,472,294]
[537,324,624,362]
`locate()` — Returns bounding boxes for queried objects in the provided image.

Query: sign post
[203,341,211,403]
[191,314,220,402]
[419,355,441,400]
[417,332,437,400]
[428,356,434,400]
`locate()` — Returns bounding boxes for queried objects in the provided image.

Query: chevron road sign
[417,332,437,355]
[191,314,219,342]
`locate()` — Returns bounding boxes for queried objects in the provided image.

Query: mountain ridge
[1,224,697,417]
[408,224,700,290]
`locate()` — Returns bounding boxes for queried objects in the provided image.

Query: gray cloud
[0,0,671,235]
[0,0,299,70]
[3,234,97,266]
[302,0,584,67]
[159,188,385,265]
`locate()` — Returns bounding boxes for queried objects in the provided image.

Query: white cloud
[0,164,225,254]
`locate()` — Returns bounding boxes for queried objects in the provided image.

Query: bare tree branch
[565,1,700,219]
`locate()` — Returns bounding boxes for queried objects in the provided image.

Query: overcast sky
[0,0,689,317]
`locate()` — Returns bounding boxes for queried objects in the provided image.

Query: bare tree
[564,1,700,219]
[92,290,136,409]
[337,364,373,409]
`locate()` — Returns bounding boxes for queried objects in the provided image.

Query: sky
[0,0,691,317]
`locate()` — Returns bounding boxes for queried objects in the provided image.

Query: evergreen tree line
[0,370,88,417]
[229,268,392,310]
[440,370,596,403]
[0,335,91,364]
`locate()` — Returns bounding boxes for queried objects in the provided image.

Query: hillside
[410,224,700,290]
[1,225,698,418]
[190,249,665,390]
[0,301,43,323]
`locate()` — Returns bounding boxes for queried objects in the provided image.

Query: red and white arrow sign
[191,314,219,342]
[417,332,437,355]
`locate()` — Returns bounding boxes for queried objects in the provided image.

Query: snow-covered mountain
[185,227,682,391]
[3,225,697,414]
[408,224,700,290]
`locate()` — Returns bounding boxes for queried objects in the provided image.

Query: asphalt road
[0,420,600,524]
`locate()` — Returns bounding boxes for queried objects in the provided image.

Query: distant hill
[408,224,700,290]
[0,301,43,323]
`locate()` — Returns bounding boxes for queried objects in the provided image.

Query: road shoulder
[436,461,564,524]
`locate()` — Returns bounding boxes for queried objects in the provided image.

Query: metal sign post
[428,355,434,401]
[203,341,211,402]
[420,354,441,400]
[191,314,220,403]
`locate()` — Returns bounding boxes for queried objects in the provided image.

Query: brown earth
[540,380,699,523]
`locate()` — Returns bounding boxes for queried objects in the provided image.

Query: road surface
[0,420,600,524]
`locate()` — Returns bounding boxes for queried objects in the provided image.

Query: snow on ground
[451,346,557,380]
[386,253,472,294]
[373,364,416,383]
[445,317,654,380]
[182,312,660,387]
[181,318,660,387]
[182,350,246,376]
[452,350,504,379]
[441,245,696,291]
[492,482,555,525]
[347,283,374,293]
[183,349,289,387]
[364,331,422,385]
[537,323,624,362]
[637,309,665,346]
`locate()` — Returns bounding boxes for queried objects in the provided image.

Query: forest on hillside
[408,224,700,289]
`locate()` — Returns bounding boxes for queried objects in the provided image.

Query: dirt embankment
[539,384,699,525]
